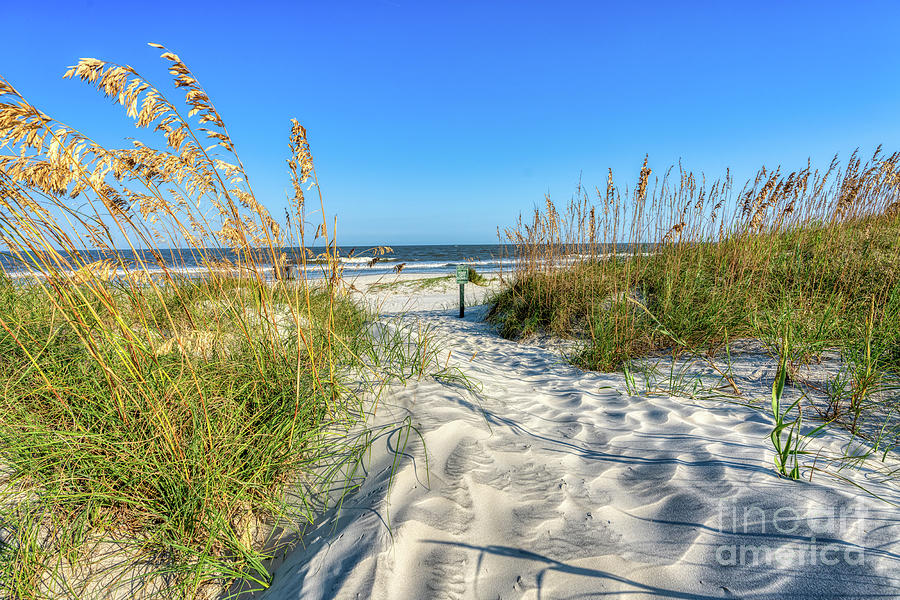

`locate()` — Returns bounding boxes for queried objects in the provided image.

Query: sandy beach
[239,273,900,599]
[4,17,900,600]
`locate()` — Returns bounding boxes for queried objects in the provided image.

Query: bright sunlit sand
[244,274,900,600]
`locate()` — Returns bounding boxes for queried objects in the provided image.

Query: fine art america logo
[715,501,868,567]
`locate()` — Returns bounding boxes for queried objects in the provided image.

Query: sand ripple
[259,285,900,600]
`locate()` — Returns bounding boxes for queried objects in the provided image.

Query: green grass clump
[0,276,375,598]
[467,266,487,286]
[0,45,430,598]
[492,152,900,372]
[492,215,900,372]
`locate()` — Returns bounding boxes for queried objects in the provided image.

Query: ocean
[0,244,514,281]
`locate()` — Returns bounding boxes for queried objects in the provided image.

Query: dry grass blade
[0,43,385,599]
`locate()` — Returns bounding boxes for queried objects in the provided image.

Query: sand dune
[260,274,900,599]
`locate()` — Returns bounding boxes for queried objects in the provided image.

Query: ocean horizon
[0,243,644,280]
[0,244,512,280]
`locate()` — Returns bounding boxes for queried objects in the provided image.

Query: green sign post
[456,264,468,317]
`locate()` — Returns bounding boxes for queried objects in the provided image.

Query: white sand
[258,273,900,599]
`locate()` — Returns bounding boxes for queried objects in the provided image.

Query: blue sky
[3,1,900,244]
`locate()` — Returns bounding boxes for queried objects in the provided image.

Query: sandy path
[259,275,900,599]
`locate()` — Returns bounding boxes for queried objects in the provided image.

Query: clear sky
[3,1,900,245]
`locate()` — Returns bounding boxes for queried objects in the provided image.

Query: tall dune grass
[490,152,900,430]
[0,45,408,598]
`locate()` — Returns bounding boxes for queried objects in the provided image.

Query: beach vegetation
[0,45,446,598]
[466,266,487,286]
[366,274,453,294]
[490,152,900,469]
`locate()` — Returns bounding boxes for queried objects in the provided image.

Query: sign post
[456,264,469,318]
